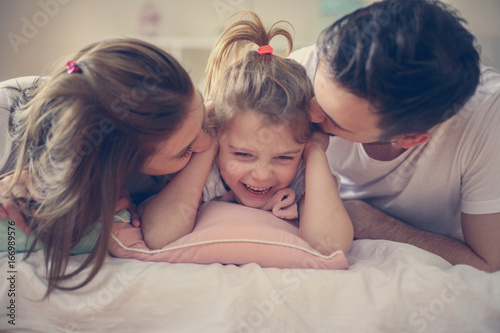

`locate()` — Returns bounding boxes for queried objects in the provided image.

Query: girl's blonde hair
[205,10,314,143]
[4,38,195,295]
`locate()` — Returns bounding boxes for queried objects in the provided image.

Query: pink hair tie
[257,45,273,55]
[66,61,81,74]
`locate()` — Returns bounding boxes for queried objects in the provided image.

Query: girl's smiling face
[218,111,305,209]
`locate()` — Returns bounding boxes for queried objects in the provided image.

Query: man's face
[311,59,385,143]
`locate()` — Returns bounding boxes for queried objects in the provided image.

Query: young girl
[0,38,211,295]
[141,11,353,255]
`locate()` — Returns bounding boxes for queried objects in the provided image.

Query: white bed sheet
[1,239,499,333]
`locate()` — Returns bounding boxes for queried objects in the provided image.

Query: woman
[0,38,211,295]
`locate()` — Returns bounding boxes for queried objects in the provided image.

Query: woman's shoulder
[0,76,42,91]
[0,76,46,173]
[0,76,46,113]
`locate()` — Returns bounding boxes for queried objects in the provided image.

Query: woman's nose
[192,130,212,153]
[308,97,327,123]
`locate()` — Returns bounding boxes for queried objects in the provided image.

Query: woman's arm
[298,132,353,255]
[142,140,218,250]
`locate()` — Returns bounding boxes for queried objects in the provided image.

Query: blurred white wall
[1,0,499,89]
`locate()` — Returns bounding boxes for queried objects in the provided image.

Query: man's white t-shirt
[290,45,500,240]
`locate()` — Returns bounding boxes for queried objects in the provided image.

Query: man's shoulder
[477,66,500,95]
[429,66,500,157]
[288,45,319,81]
[461,66,500,123]
[289,45,317,61]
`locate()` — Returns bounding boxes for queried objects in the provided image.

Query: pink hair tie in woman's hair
[257,45,273,55]
[66,61,81,74]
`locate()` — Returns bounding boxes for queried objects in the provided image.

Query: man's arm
[461,212,500,272]
[343,200,500,272]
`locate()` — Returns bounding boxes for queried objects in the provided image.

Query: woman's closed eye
[177,145,193,159]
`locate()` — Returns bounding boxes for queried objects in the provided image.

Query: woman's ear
[395,132,430,149]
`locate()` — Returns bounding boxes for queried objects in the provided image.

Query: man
[290,0,500,271]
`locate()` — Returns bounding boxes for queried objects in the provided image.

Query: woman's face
[140,91,212,175]
[218,111,304,209]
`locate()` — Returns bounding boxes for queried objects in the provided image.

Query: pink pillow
[109,201,348,270]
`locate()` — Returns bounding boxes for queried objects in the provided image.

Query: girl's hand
[303,131,329,161]
[115,190,141,227]
[128,201,141,228]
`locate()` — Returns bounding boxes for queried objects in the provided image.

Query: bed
[1,77,499,332]
[1,234,499,332]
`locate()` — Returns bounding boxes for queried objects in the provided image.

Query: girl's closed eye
[234,152,252,158]
[276,155,295,161]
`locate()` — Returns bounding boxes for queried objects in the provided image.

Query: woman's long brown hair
[4,38,194,296]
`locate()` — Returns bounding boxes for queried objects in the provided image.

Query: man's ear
[395,132,430,149]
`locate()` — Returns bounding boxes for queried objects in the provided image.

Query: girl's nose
[251,162,273,182]
[192,130,212,153]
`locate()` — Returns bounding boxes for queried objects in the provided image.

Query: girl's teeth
[245,184,271,194]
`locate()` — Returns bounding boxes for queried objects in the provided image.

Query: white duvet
[1,239,499,333]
